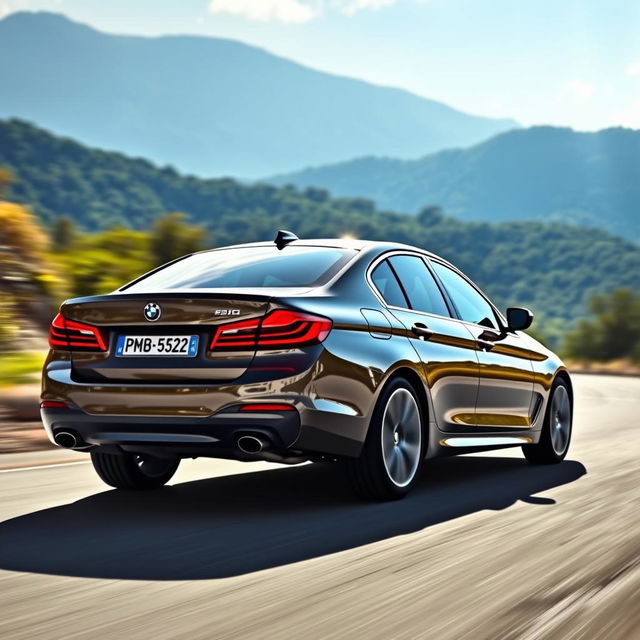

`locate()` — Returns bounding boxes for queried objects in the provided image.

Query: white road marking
[0,461,91,473]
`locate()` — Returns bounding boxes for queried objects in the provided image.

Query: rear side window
[431,261,499,328]
[124,246,357,291]
[370,260,408,308]
[388,255,450,317]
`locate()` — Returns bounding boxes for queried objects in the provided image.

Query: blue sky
[2,0,639,130]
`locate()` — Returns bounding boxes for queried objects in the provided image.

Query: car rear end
[41,243,364,462]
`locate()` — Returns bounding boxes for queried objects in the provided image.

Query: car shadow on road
[0,456,586,580]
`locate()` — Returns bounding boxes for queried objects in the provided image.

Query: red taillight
[258,310,332,347]
[209,317,261,350]
[40,400,69,409]
[209,309,332,351]
[48,313,107,351]
[239,403,295,412]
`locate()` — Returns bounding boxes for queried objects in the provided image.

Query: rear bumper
[41,403,367,458]
[41,343,375,458]
[41,405,300,450]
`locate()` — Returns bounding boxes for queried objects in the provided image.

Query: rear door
[370,254,480,432]
[63,293,270,383]
[429,260,535,429]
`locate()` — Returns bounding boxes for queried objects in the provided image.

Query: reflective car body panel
[381,307,481,431]
[41,239,571,463]
[464,324,536,429]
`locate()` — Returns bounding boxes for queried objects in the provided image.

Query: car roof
[197,238,441,259]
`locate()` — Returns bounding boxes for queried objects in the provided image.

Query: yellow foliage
[0,201,50,262]
[0,201,63,336]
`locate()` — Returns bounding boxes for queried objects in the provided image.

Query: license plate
[116,335,199,357]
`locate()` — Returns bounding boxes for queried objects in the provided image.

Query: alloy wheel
[549,385,571,455]
[380,388,422,487]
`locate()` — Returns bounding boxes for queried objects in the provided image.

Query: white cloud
[208,0,399,23]
[336,0,397,16]
[0,0,30,19]
[563,78,596,102]
[626,61,640,76]
[208,0,318,24]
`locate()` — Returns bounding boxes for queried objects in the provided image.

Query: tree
[417,205,445,227]
[0,167,13,197]
[149,213,207,266]
[563,289,640,362]
[0,201,50,267]
[0,201,61,330]
[57,228,150,296]
[52,216,77,251]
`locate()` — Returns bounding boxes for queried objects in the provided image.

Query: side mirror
[506,307,533,332]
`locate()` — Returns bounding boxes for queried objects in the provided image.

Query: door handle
[411,323,434,340]
[477,339,495,351]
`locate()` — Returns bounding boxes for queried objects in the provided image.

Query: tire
[345,377,426,501]
[90,450,180,489]
[522,379,572,464]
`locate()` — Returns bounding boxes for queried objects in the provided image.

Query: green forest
[1,118,639,359]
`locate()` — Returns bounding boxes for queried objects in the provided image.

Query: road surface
[0,374,638,639]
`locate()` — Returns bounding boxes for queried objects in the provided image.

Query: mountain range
[269,126,640,240]
[0,11,517,177]
[1,118,639,337]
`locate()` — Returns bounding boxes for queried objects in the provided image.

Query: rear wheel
[90,450,180,489]
[345,377,425,501]
[522,380,572,464]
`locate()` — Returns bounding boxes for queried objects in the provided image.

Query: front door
[463,325,535,428]
[429,260,534,429]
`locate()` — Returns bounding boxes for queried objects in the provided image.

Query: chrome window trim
[366,250,507,332]
[366,250,454,322]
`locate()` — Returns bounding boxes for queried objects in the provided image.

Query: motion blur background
[0,0,639,436]
[1,4,640,640]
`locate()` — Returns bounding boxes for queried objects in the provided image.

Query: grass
[0,351,47,388]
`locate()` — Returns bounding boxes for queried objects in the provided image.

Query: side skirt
[425,421,542,459]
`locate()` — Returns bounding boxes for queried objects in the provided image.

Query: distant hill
[1,118,639,337]
[269,126,640,239]
[0,11,517,177]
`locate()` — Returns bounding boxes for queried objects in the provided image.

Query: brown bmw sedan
[41,231,573,500]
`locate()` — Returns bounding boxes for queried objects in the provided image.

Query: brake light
[240,403,295,412]
[258,310,332,347]
[48,313,107,351]
[40,400,69,409]
[210,309,332,350]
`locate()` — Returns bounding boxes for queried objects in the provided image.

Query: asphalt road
[0,374,638,640]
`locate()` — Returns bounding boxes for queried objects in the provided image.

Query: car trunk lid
[62,291,277,383]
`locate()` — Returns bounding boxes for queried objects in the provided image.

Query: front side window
[124,246,357,291]
[430,262,498,328]
[388,255,450,317]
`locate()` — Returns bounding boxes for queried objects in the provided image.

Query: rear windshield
[123,246,357,291]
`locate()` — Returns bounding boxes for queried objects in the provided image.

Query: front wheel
[91,450,180,489]
[345,378,425,501]
[522,380,572,464]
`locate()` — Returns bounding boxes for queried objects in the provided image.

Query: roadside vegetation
[0,352,46,387]
[564,289,640,365]
[0,120,639,381]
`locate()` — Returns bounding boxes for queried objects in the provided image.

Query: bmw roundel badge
[144,302,161,322]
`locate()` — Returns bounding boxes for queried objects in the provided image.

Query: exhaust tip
[237,435,268,455]
[54,431,78,448]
